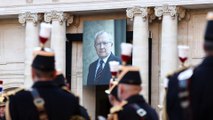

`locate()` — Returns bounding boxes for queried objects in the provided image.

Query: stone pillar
[44,11,72,74]
[155,5,186,111]
[126,7,149,100]
[155,5,178,82]
[19,12,42,88]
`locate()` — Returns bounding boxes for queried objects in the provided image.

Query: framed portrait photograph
[83,19,126,86]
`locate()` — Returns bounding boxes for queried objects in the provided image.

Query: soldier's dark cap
[118,66,142,85]
[54,73,66,87]
[32,47,55,71]
[204,12,213,48]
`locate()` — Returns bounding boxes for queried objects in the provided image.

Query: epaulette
[178,67,194,80]
[164,66,192,88]
[166,65,191,78]
[110,101,127,113]
[3,88,24,97]
[61,86,71,93]
[61,86,80,98]
[69,115,85,120]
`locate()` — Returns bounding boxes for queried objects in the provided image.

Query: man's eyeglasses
[95,42,111,47]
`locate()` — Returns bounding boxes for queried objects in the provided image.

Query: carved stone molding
[44,11,65,24]
[177,7,186,21]
[64,13,74,26]
[18,12,42,26]
[155,5,177,20]
[184,10,191,22]
[148,8,156,23]
[64,14,80,27]
[126,6,150,21]
[72,16,80,27]
[26,0,33,3]
[155,5,186,21]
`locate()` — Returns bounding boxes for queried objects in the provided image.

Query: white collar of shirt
[98,53,111,68]
[102,53,111,64]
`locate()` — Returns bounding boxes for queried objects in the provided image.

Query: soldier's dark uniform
[109,66,158,120]
[190,56,213,120]
[166,13,213,120]
[54,74,90,120]
[117,95,158,120]
[189,16,213,120]
[166,67,191,120]
[5,48,82,120]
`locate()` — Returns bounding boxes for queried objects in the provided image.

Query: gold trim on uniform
[3,88,24,97]
[165,66,191,79]
[107,101,128,120]
[61,86,80,98]
[61,86,70,93]
[69,115,85,120]
[106,66,140,94]
[110,101,127,113]
[5,100,11,120]
[107,113,118,120]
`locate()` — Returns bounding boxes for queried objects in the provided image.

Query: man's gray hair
[94,30,113,43]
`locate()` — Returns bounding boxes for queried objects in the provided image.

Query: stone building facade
[0,0,211,119]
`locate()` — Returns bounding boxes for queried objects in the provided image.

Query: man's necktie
[95,60,104,82]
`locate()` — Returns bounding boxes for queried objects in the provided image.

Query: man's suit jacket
[87,53,121,85]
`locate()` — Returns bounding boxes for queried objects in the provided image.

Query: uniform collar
[126,94,146,104]
[202,56,213,66]
[32,81,57,88]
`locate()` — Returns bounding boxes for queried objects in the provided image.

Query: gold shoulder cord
[107,113,118,120]
[30,88,49,120]
[5,101,11,120]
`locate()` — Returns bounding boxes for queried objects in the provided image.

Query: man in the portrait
[87,31,121,85]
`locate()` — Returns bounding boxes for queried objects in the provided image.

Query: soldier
[166,66,191,120]
[106,84,121,107]
[5,47,82,120]
[166,12,213,120]
[54,72,90,120]
[106,84,129,120]
[110,66,158,120]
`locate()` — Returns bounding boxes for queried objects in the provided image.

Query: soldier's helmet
[118,66,142,85]
[31,22,54,72]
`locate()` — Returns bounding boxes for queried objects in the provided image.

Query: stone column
[19,12,42,88]
[155,5,178,81]
[44,11,72,74]
[126,7,150,100]
[155,5,185,111]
